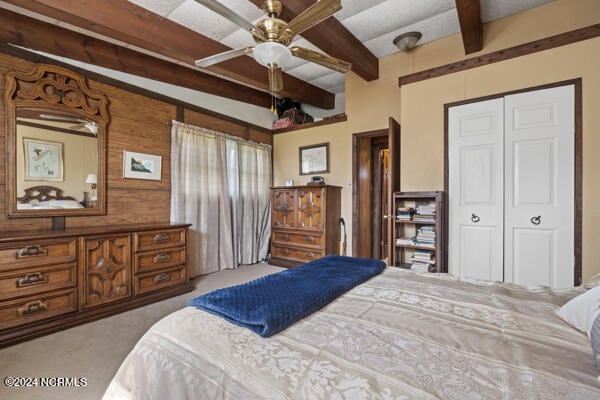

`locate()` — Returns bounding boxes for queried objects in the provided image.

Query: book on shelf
[410,261,435,272]
[416,203,436,214]
[395,236,415,245]
[395,207,415,221]
[413,203,436,222]
[410,256,435,264]
[416,226,435,246]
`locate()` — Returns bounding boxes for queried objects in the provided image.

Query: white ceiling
[129,0,557,96]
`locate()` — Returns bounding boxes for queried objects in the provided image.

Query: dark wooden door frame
[443,78,583,285]
[352,129,388,257]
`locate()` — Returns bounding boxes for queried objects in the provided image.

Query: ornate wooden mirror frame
[5,63,108,218]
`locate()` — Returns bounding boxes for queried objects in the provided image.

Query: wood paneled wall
[0,51,272,231]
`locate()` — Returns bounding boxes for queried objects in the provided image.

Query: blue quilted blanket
[188,255,386,337]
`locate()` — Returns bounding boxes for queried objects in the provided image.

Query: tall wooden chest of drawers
[0,223,191,347]
[269,185,342,268]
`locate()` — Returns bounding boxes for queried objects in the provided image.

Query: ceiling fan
[194,0,351,93]
[39,113,98,135]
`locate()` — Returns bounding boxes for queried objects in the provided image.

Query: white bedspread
[103,268,600,399]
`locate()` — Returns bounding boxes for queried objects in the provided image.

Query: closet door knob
[471,214,480,223]
[530,216,542,225]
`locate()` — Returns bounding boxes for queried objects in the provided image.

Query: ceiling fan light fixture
[252,41,292,69]
[393,31,422,52]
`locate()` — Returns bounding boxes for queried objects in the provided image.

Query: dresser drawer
[135,247,186,273]
[134,229,186,251]
[271,230,323,248]
[134,266,187,295]
[271,244,323,263]
[0,263,77,301]
[0,289,77,331]
[0,238,77,271]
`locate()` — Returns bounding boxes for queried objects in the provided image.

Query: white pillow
[585,273,600,289]
[557,286,600,336]
[47,200,83,209]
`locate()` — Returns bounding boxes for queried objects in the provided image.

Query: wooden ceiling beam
[1,0,335,109]
[0,10,273,108]
[249,0,379,81]
[455,0,483,54]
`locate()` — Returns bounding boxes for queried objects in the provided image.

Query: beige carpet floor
[0,262,282,400]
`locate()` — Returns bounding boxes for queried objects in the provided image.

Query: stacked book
[413,203,436,222]
[395,236,415,246]
[410,249,435,272]
[415,226,435,248]
[395,207,414,221]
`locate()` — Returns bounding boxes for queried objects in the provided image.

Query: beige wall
[16,125,97,202]
[272,0,600,281]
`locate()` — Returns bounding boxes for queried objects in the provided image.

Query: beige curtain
[170,121,272,277]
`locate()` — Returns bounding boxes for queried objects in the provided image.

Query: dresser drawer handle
[304,236,315,242]
[16,245,48,258]
[16,272,48,288]
[153,232,170,242]
[17,300,48,316]
[280,233,289,240]
[304,251,315,258]
[153,253,172,264]
[282,248,289,256]
[153,272,171,283]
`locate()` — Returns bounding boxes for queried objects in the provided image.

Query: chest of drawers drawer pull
[17,300,48,316]
[153,232,170,243]
[304,236,315,242]
[279,233,289,240]
[16,245,48,259]
[153,272,172,283]
[16,273,48,288]
[153,253,172,264]
[304,250,315,258]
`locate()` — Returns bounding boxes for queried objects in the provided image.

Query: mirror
[5,63,108,218]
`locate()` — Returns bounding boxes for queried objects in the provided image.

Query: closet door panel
[448,98,504,281]
[511,228,554,287]
[504,85,574,288]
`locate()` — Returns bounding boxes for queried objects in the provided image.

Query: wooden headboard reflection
[16,186,77,203]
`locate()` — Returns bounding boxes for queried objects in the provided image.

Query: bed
[16,186,84,209]
[103,264,600,399]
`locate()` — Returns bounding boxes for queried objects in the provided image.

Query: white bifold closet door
[448,85,574,288]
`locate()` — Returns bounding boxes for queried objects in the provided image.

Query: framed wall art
[23,137,64,181]
[123,150,162,180]
[299,142,329,175]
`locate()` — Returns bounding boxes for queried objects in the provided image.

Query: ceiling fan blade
[290,46,351,73]
[279,0,342,42]
[193,0,256,31]
[39,113,85,123]
[69,122,86,130]
[268,65,283,93]
[195,47,253,67]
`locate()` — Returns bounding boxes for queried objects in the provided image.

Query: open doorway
[352,118,400,260]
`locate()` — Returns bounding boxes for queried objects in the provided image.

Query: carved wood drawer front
[0,263,77,301]
[271,245,323,263]
[135,247,186,273]
[134,229,186,251]
[271,230,323,249]
[0,238,77,271]
[82,235,132,309]
[134,266,186,295]
[0,289,77,331]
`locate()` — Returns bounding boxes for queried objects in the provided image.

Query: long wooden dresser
[0,222,192,347]
[269,185,342,268]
